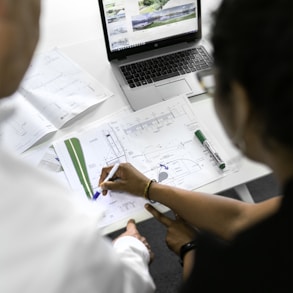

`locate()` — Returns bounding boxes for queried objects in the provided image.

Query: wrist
[143,179,157,203]
[182,249,195,280]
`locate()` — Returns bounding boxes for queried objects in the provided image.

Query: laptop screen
[98,0,201,60]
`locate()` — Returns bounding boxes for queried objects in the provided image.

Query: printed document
[54,96,231,229]
[0,48,112,154]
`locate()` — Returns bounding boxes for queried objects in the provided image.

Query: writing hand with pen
[99,162,198,277]
[99,162,150,197]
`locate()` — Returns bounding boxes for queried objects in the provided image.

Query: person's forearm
[148,182,250,240]
[182,250,195,280]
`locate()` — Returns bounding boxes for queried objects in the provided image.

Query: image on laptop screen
[101,0,199,53]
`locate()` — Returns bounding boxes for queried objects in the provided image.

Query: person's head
[0,0,41,98]
[211,0,293,179]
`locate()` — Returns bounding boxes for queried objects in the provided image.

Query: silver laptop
[98,0,212,110]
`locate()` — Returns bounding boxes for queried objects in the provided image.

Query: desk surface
[26,0,271,233]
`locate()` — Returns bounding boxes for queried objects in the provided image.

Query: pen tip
[93,191,100,200]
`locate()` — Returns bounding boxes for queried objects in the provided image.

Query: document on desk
[53,96,231,229]
[0,48,112,154]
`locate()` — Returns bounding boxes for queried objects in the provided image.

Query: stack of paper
[0,48,112,154]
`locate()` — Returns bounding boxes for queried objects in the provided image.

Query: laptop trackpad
[156,79,191,100]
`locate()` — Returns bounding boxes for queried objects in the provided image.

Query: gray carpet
[108,173,280,293]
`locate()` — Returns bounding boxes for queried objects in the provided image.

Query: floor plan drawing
[54,96,230,228]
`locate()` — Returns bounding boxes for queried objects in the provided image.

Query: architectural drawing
[54,96,230,228]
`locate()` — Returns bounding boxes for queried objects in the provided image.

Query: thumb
[126,219,137,233]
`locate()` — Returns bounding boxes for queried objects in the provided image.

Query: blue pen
[93,163,120,200]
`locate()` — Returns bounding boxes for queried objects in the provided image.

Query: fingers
[100,180,123,192]
[99,165,115,185]
[125,219,154,263]
[126,219,138,233]
[99,163,126,192]
[99,163,124,194]
[99,163,150,197]
[145,204,173,227]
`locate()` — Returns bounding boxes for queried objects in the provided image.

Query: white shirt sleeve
[113,236,155,293]
[54,220,156,293]
[0,149,156,293]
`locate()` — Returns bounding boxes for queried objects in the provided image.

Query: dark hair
[211,0,293,149]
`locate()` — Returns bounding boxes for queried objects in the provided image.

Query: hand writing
[99,163,149,197]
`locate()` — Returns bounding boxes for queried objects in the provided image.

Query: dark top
[180,179,292,293]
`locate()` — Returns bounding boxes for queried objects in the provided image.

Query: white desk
[27,0,271,233]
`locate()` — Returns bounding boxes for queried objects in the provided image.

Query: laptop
[98,0,213,110]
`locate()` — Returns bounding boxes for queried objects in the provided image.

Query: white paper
[0,48,112,153]
[54,96,231,229]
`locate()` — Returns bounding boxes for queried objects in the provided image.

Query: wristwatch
[179,240,197,266]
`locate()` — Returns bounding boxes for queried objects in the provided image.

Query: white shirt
[0,107,155,293]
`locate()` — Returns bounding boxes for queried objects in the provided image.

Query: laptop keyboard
[120,46,213,88]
